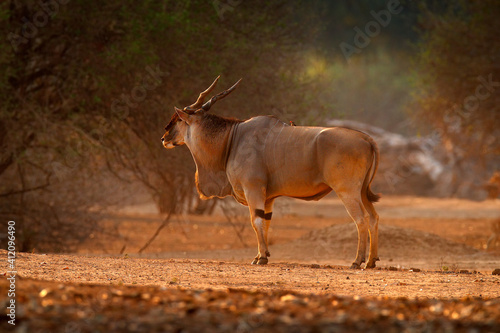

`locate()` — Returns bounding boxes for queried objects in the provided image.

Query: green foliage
[412,0,500,195]
[327,48,413,132]
[0,0,331,251]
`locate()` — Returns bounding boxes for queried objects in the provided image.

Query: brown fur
[164,113,179,131]
[200,113,242,137]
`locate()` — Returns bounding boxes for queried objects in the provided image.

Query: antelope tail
[365,136,381,203]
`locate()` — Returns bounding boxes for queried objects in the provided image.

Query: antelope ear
[175,107,191,124]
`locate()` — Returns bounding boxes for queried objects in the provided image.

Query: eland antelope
[162,77,381,269]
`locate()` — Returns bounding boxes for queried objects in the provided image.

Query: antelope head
[161,76,241,149]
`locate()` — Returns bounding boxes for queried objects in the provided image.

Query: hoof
[365,262,376,269]
[257,257,268,265]
[251,254,269,265]
[366,258,379,269]
[350,263,361,269]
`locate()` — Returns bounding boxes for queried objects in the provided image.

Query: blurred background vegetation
[0,0,498,251]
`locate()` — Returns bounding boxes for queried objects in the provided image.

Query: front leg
[250,208,270,265]
[245,187,269,265]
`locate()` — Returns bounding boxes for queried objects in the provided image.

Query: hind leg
[337,192,370,269]
[363,198,380,268]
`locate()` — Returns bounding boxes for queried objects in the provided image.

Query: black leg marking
[255,209,266,219]
[255,210,273,220]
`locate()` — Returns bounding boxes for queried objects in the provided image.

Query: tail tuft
[367,189,381,203]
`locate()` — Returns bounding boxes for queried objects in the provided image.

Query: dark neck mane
[191,113,241,199]
[199,113,242,141]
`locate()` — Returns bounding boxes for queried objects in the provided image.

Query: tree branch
[137,207,174,254]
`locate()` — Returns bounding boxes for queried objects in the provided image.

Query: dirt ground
[2,196,500,332]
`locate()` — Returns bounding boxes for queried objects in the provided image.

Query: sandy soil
[2,196,500,332]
